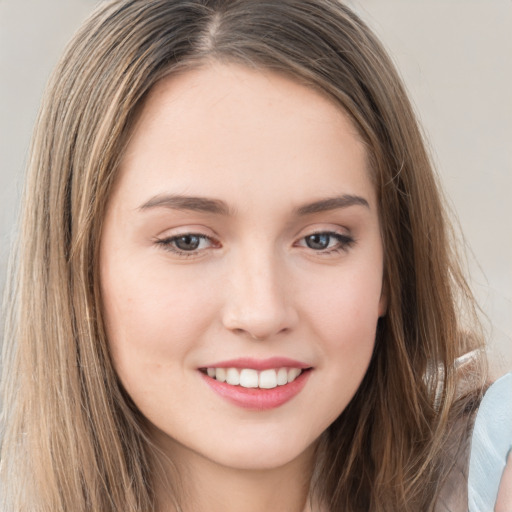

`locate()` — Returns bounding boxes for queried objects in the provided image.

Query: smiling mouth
[199,367,311,389]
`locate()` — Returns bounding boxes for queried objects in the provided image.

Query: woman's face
[100,63,386,471]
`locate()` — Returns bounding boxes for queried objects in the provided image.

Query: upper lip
[200,357,311,371]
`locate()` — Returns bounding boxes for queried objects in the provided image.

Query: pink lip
[199,368,312,411]
[200,357,311,371]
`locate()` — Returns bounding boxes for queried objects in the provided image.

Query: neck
[151,435,318,512]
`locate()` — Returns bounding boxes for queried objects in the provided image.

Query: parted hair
[1,1,486,510]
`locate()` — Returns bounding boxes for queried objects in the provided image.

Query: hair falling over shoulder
[0,1,487,511]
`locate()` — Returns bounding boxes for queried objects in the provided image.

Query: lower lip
[200,370,311,410]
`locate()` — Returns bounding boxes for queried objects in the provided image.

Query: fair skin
[100,63,386,512]
[496,451,512,512]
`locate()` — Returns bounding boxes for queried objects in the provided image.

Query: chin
[197,431,319,472]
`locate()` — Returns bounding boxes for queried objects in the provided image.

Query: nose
[221,248,298,341]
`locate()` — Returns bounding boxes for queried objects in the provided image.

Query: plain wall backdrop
[1,0,511,377]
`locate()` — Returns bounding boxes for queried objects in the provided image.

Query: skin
[100,63,386,512]
[496,451,512,512]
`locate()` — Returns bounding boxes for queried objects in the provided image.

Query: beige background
[1,0,511,377]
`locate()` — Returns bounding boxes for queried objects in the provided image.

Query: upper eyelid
[156,227,347,237]
[296,231,355,246]
[154,226,352,242]
[154,233,218,258]
[154,224,219,239]
[302,228,349,236]
[294,224,352,239]
[155,230,353,252]
[156,233,217,246]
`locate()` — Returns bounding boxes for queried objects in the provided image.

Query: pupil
[176,235,200,251]
[307,234,329,250]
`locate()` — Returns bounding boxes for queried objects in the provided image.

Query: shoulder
[468,372,512,512]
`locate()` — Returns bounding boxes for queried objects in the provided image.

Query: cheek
[296,262,382,407]
[100,255,221,369]
[100,262,222,415]
[300,263,383,342]
[315,302,379,418]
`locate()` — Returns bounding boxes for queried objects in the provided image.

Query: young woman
[1,1,506,511]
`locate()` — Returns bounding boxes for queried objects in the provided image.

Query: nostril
[232,327,267,341]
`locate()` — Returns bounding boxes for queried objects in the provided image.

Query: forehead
[116,63,375,214]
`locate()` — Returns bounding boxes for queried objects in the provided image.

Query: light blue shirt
[468,372,512,511]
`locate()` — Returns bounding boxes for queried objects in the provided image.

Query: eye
[172,234,207,251]
[298,231,355,253]
[155,233,218,255]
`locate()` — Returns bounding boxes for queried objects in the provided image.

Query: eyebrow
[295,195,369,215]
[139,194,232,215]
[138,193,369,216]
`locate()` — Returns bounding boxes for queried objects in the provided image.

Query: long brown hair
[1,1,486,510]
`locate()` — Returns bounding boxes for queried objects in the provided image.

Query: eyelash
[155,231,355,257]
[297,231,355,254]
[155,233,217,257]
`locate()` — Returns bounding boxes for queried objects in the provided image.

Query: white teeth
[277,367,288,385]
[216,367,227,382]
[226,368,240,385]
[205,366,305,388]
[239,369,259,388]
[259,369,277,389]
[287,368,301,382]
